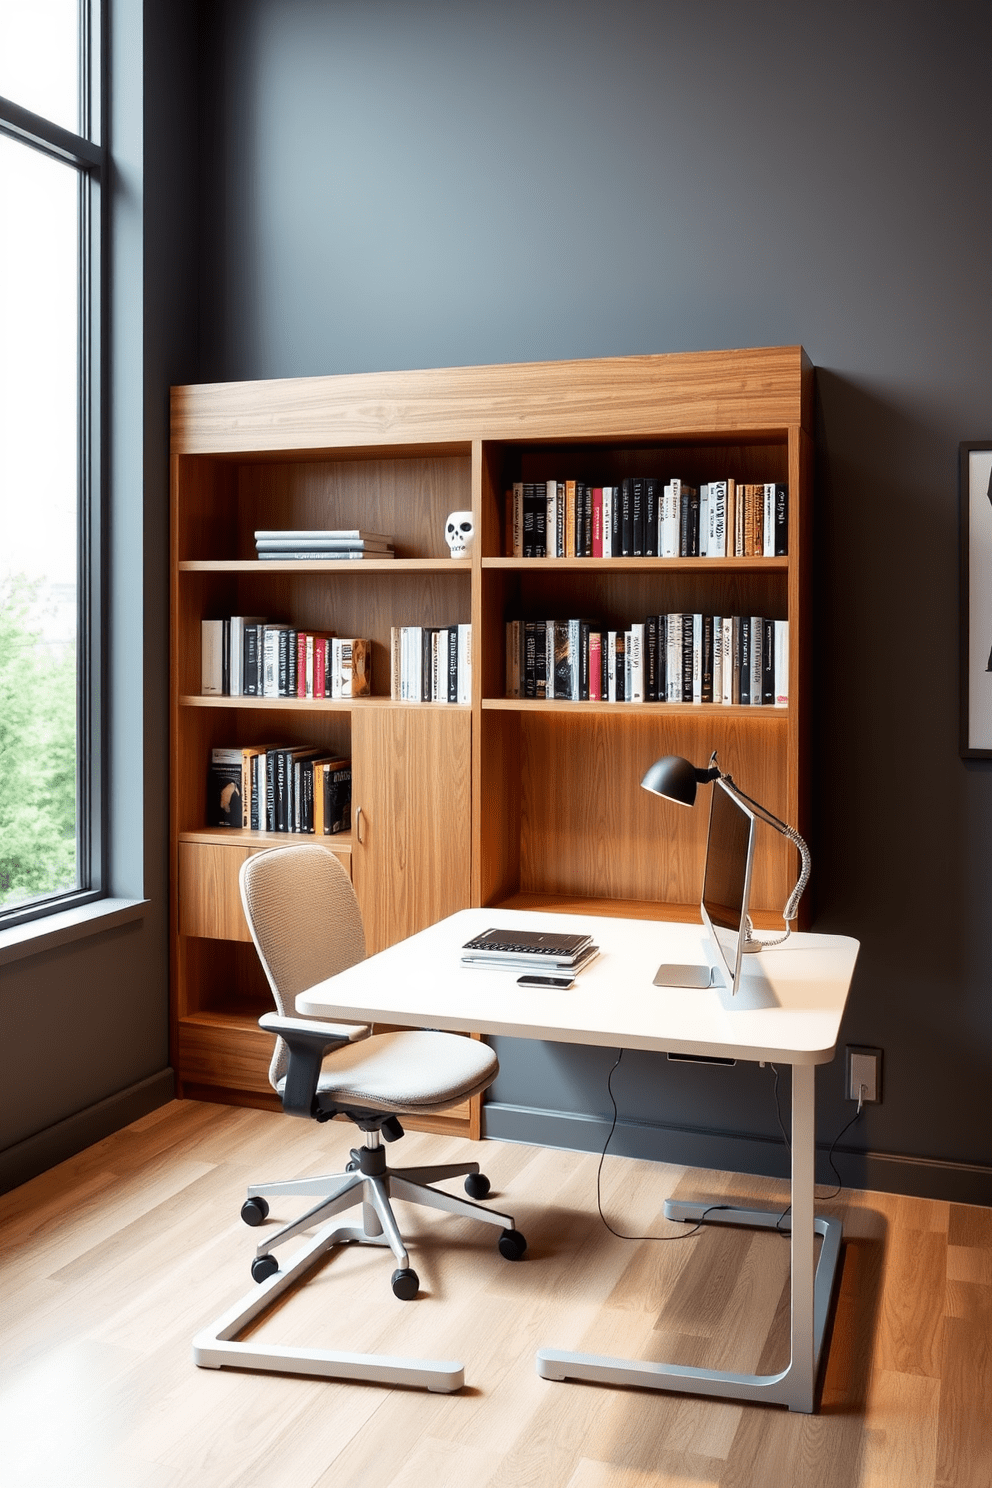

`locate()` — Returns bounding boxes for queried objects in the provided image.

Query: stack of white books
[254,529,395,560]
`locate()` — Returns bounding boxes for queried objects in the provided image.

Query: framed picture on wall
[960,441,992,756]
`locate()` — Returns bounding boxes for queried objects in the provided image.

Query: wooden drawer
[177,1013,274,1092]
[179,838,352,941]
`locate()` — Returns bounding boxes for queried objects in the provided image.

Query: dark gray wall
[195,0,992,1200]
[0,0,201,1190]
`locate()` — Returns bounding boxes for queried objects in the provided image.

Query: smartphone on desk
[516,973,575,989]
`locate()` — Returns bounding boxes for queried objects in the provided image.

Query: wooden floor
[1,1100,989,1488]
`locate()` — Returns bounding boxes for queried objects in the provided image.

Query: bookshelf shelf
[180,558,469,574]
[179,825,353,850]
[491,889,789,931]
[482,556,788,573]
[481,698,789,719]
[182,1008,264,1031]
[178,694,469,712]
[171,347,810,1134]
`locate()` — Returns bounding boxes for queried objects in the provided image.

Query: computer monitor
[699,777,757,994]
[651,775,756,995]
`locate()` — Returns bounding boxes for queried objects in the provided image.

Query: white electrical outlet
[846,1046,881,1104]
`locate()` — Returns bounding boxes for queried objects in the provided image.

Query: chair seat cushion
[276,1029,499,1114]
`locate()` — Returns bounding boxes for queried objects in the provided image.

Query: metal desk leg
[536,1061,842,1413]
[789,1060,816,1408]
[193,1214,465,1393]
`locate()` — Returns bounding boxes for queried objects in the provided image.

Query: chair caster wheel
[241,1196,269,1226]
[391,1267,419,1300]
[251,1253,279,1284]
[465,1172,491,1199]
[498,1228,527,1261]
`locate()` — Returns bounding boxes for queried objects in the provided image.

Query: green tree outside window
[0,574,77,908]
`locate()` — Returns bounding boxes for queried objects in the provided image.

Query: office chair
[237,843,526,1299]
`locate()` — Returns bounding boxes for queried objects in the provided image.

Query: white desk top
[297,909,860,1066]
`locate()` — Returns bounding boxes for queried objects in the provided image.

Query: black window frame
[0,0,106,930]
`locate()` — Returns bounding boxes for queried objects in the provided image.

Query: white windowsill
[0,897,148,967]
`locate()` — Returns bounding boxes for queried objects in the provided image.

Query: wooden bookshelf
[170,347,811,1134]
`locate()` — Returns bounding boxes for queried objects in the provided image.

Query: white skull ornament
[444,510,475,558]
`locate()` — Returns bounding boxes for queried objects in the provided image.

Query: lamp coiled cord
[719,769,811,950]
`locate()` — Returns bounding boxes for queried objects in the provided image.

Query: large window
[0,1,103,926]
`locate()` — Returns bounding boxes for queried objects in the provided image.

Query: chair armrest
[258,1013,370,1118]
[258,1012,369,1043]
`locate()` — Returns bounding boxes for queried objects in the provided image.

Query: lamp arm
[718,772,812,949]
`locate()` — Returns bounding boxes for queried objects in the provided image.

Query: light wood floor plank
[564,1455,725,1488]
[946,1201,992,1248]
[0,1153,217,1274]
[383,1435,497,1488]
[874,1227,946,1378]
[3,1099,991,1488]
[945,1244,992,1285]
[860,1370,940,1488]
[578,1339,743,1466]
[936,1282,992,1488]
[718,1405,866,1488]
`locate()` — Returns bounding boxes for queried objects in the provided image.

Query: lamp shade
[640,755,701,806]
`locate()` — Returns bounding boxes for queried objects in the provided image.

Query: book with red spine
[592,488,603,558]
[589,632,602,699]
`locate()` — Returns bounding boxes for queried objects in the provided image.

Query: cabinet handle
[355,805,364,845]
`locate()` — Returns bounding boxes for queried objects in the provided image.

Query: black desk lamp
[641,751,811,952]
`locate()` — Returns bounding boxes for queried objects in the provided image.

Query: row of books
[504,479,787,559]
[208,744,352,834]
[389,624,472,703]
[201,618,372,698]
[505,615,789,706]
[254,528,395,561]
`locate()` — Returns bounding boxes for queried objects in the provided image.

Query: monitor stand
[652,963,713,989]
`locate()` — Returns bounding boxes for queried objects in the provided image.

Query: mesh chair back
[239,845,367,1088]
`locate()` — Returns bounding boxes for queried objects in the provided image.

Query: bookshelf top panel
[171,348,812,456]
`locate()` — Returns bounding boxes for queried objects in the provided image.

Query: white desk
[298,907,860,1414]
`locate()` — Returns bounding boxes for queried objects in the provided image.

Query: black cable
[817,1103,865,1200]
[595,1053,865,1245]
[595,1049,733,1242]
[767,1064,865,1232]
[770,1062,792,1151]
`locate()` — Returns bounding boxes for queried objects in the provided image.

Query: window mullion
[0,93,102,172]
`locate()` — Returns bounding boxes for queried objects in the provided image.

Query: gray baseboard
[482,1102,992,1208]
[0,1068,176,1195]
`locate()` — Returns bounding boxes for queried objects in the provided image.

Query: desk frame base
[537,1063,842,1414]
[192,1216,464,1393]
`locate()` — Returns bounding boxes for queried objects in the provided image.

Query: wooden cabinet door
[178,839,352,942]
[352,708,471,955]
